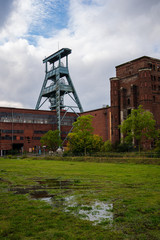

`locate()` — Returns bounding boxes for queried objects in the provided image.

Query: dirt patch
[0,177,12,184]
[9,178,84,197]
[9,178,99,200]
[10,185,45,194]
[30,190,54,199]
[36,178,73,189]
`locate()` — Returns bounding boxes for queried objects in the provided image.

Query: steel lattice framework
[35,48,83,136]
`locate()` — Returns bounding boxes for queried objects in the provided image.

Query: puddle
[9,178,96,196]
[8,177,113,226]
[36,179,73,189]
[10,185,45,194]
[30,190,54,199]
[9,178,75,195]
[64,196,113,225]
[37,195,113,226]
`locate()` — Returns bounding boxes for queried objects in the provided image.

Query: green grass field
[0,157,160,239]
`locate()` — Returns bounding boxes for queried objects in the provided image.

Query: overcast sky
[0,0,160,111]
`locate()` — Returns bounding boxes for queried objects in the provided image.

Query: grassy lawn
[0,157,160,239]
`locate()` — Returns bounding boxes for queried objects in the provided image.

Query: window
[127,98,130,105]
[153,65,156,71]
[127,109,131,115]
[153,96,155,103]
[34,130,48,134]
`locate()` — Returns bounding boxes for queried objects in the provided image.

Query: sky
[0,0,160,111]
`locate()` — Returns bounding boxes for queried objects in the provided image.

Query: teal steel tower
[35,48,83,135]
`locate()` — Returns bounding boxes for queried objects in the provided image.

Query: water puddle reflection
[36,195,113,226]
[9,178,113,226]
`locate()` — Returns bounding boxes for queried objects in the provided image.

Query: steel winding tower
[35,48,83,134]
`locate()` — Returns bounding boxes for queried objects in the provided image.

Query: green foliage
[119,105,157,151]
[101,140,113,152]
[72,114,94,134]
[154,129,160,153]
[67,115,103,155]
[92,134,103,152]
[40,130,62,151]
[115,142,133,152]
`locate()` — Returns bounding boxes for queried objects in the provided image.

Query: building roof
[116,56,160,68]
[82,106,110,114]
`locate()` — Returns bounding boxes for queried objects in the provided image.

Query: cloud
[0,39,44,109]
[0,0,15,28]
[0,0,160,111]
[0,100,23,108]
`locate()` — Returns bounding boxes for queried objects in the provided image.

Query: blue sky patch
[27,0,69,44]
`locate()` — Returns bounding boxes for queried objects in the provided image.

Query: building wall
[110,56,160,145]
[0,107,76,154]
[81,107,111,142]
[1,55,160,153]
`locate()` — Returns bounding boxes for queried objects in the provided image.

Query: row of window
[0,136,24,140]
[0,112,75,126]
[0,129,24,134]
[151,75,160,81]
[0,136,42,141]
[148,63,160,71]
[34,130,48,134]
[152,85,160,91]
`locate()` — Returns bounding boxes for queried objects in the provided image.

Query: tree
[101,140,113,152]
[40,130,62,151]
[67,115,103,155]
[119,105,157,151]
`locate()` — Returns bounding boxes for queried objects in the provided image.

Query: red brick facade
[0,107,76,155]
[81,107,111,141]
[110,56,160,145]
[1,56,160,154]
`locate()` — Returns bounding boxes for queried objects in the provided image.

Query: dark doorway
[12,143,24,153]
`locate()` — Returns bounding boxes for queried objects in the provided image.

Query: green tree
[67,115,103,155]
[101,140,113,152]
[154,129,160,153]
[119,105,157,151]
[40,130,62,151]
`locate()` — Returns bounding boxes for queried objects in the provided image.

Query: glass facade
[0,112,75,126]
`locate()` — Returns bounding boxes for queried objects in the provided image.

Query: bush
[62,150,73,157]
[101,140,112,152]
[115,143,133,152]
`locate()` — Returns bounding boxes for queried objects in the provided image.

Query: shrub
[101,140,112,152]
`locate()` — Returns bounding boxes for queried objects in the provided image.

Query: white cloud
[0,100,23,108]
[0,0,160,111]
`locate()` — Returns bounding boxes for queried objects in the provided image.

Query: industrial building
[110,56,160,147]
[1,52,160,154]
[0,107,76,155]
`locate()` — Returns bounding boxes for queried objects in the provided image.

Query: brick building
[81,107,111,141]
[0,107,76,155]
[1,55,160,154]
[110,56,160,145]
